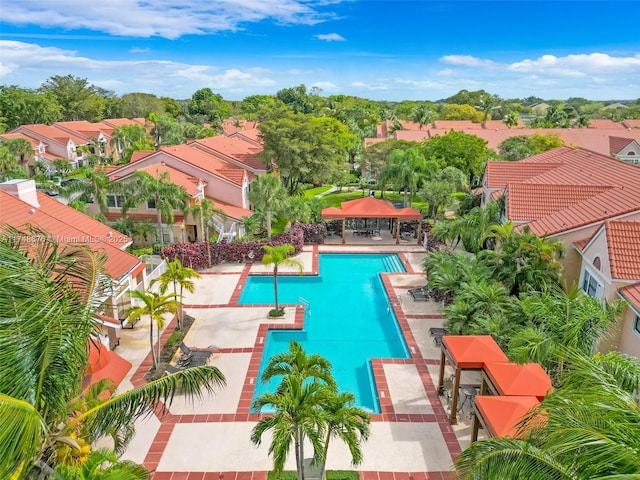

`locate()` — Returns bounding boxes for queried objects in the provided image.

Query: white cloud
[314,33,345,42]
[129,47,150,54]
[3,0,339,39]
[441,55,500,68]
[311,81,339,91]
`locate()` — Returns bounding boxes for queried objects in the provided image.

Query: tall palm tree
[251,376,328,480]
[378,147,434,207]
[477,93,500,129]
[253,341,336,480]
[126,170,191,249]
[5,137,33,167]
[150,258,201,329]
[0,225,225,479]
[248,174,287,239]
[261,245,304,313]
[67,167,112,217]
[411,104,435,130]
[52,447,149,479]
[317,389,370,480]
[128,290,179,370]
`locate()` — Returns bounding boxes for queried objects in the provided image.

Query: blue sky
[1,1,639,101]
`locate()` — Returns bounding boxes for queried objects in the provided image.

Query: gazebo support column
[471,411,481,442]
[449,367,462,425]
[395,218,400,244]
[437,349,446,395]
[341,218,345,244]
[416,221,422,246]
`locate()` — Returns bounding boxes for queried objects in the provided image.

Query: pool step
[382,255,404,273]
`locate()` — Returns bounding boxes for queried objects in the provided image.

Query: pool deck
[116,242,475,480]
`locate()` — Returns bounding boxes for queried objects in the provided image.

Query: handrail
[297,296,311,316]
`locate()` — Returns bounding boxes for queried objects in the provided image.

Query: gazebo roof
[84,341,132,390]
[442,335,508,369]
[321,197,422,219]
[484,362,552,399]
[475,395,540,438]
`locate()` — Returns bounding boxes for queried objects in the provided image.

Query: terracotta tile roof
[130,150,154,163]
[506,184,612,221]
[191,135,265,171]
[604,220,640,280]
[133,163,204,196]
[394,130,431,142]
[573,236,591,252]
[623,119,640,129]
[15,124,86,146]
[619,283,640,310]
[210,197,252,220]
[229,128,262,145]
[0,190,141,281]
[0,132,39,147]
[156,144,247,186]
[588,119,625,129]
[53,121,107,140]
[221,119,259,135]
[485,162,562,188]
[432,120,476,130]
[101,118,147,128]
[609,136,636,154]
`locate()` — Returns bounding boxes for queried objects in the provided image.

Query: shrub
[295,222,326,244]
[160,224,305,270]
[268,308,285,318]
[267,472,358,480]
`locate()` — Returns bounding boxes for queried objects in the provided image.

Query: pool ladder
[298,296,311,317]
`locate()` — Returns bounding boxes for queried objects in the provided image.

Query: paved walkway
[116,243,473,480]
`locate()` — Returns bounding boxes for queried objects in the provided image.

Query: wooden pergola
[321,197,423,244]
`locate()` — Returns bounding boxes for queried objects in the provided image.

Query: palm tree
[477,93,500,128]
[248,174,287,239]
[261,245,304,313]
[252,341,336,480]
[126,170,191,249]
[502,111,520,129]
[109,124,149,161]
[188,198,225,267]
[5,137,33,167]
[52,447,149,479]
[0,225,225,479]
[251,376,328,480]
[67,167,112,216]
[317,389,370,480]
[454,352,640,479]
[411,104,435,130]
[150,258,201,330]
[128,290,179,370]
[378,147,433,207]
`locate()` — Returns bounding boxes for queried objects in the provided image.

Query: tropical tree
[67,167,113,216]
[51,447,149,479]
[4,137,33,167]
[378,147,434,207]
[252,341,336,480]
[317,389,370,480]
[127,290,179,371]
[419,166,467,219]
[0,225,225,479]
[476,93,501,128]
[150,258,201,330]
[411,104,436,130]
[109,124,150,162]
[261,245,304,313]
[125,170,191,248]
[502,111,520,129]
[248,174,287,239]
[508,284,623,380]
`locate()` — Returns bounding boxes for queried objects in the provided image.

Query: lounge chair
[408,285,428,295]
[410,288,432,301]
[164,365,182,375]
[179,342,212,364]
[429,327,449,347]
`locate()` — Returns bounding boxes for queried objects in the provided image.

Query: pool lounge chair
[410,288,432,301]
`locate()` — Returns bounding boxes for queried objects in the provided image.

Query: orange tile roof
[432,120,476,130]
[210,197,252,220]
[573,237,591,252]
[485,162,562,189]
[394,130,431,142]
[321,197,422,219]
[0,132,40,147]
[191,135,265,171]
[604,220,640,280]
[609,136,636,154]
[588,119,625,129]
[623,119,640,129]
[506,184,611,221]
[619,283,640,310]
[132,163,203,196]
[0,190,141,281]
[130,150,154,163]
[156,144,247,186]
[16,124,86,146]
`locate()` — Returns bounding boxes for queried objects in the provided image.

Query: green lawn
[320,189,428,213]
[303,185,332,199]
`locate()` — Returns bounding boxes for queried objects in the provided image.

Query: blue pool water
[238,253,409,412]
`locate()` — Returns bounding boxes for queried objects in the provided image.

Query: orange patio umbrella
[83,341,132,392]
[471,395,541,442]
[437,335,508,424]
[482,362,552,401]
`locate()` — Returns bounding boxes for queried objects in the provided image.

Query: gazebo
[321,197,422,244]
[471,395,541,442]
[481,362,552,401]
[437,335,509,424]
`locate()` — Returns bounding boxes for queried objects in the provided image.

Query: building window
[106,194,126,208]
[147,198,156,209]
[634,314,640,336]
[593,256,601,270]
[581,270,602,298]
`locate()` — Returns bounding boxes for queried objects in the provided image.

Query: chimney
[0,179,40,208]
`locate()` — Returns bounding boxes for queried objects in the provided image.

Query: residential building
[0,179,145,350]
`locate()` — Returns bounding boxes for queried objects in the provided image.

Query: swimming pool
[238,253,409,412]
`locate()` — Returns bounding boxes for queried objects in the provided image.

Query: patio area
[114,243,473,479]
